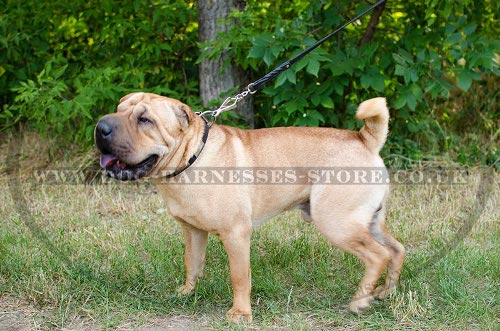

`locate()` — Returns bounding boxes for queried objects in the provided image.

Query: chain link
[197,85,256,126]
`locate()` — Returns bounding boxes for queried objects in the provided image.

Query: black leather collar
[164,120,210,178]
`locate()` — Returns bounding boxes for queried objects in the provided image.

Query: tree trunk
[197,0,254,127]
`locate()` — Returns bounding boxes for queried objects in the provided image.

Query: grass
[0,135,499,330]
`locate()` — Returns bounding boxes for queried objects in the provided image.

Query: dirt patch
[0,298,202,331]
[0,297,47,331]
[0,311,32,331]
[124,316,198,331]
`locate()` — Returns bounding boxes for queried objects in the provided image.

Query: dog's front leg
[176,219,208,296]
[220,226,252,322]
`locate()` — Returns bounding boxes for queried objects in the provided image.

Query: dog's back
[211,97,389,168]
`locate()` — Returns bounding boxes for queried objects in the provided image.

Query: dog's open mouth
[100,154,158,181]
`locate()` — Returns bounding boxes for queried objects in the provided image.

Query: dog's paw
[176,284,194,297]
[349,295,374,314]
[374,285,395,300]
[226,307,252,323]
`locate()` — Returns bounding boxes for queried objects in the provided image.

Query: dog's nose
[96,119,113,138]
[95,116,120,153]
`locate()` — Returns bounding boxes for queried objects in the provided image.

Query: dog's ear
[120,92,141,103]
[174,103,195,130]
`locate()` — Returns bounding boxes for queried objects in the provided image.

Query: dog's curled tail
[356,97,389,154]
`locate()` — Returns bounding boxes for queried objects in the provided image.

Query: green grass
[0,157,499,329]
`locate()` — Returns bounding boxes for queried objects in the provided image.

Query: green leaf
[360,74,371,89]
[332,81,344,95]
[456,70,473,91]
[407,94,417,110]
[417,50,426,62]
[307,109,325,122]
[409,68,419,83]
[444,33,462,45]
[263,49,274,66]
[311,94,321,106]
[248,45,265,59]
[294,58,309,72]
[399,49,414,64]
[360,42,379,59]
[53,64,68,80]
[306,59,320,77]
[463,24,477,36]
[274,72,287,88]
[330,63,348,76]
[394,64,406,76]
[410,83,423,99]
[285,69,296,84]
[272,112,287,126]
[320,97,334,109]
[393,95,407,109]
[271,45,282,57]
[284,100,300,115]
[392,53,405,65]
[444,24,456,35]
[253,34,273,46]
[372,74,386,92]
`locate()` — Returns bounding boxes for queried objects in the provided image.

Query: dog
[95,92,405,322]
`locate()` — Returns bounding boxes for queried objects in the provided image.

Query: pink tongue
[100,154,118,169]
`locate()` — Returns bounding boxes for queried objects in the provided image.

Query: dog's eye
[138,117,152,125]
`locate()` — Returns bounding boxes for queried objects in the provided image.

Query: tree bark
[198,0,254,127]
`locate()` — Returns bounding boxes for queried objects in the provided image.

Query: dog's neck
[160,116,209,178]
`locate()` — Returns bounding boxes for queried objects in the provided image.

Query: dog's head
[95,92,195,180]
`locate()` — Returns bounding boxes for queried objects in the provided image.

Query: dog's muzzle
[95,117,158,181]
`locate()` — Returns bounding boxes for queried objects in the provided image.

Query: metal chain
[196,84,256,126]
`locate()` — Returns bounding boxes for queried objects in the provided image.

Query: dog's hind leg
[297,200,312,222]
[369,208,405,299]
[311,205,392,313]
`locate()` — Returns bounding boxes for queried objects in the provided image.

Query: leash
[197,0,386,125]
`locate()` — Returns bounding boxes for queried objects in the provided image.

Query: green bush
[1,0,200,142]
[202,0,498,165]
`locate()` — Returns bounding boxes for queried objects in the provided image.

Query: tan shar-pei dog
[95,92,405,322]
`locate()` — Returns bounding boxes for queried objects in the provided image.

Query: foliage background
[1,0,498,166]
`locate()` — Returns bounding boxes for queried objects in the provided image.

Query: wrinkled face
[95,92,193,180]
